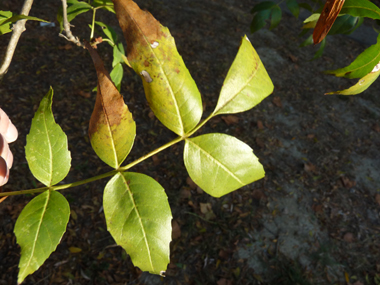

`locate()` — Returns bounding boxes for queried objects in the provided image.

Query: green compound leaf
[104,172,172,275]
[14,191,70,284]
[341,0,380,20]
[25,87,71,187]
[325,33,380,79]
[326,63,380,95]
[113,0,203,136]
[184,133,265,198]
[86,42,136,169]
[214,36,274,115]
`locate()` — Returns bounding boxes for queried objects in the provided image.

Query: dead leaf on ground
[341,176,356,189]
[217,278,233,285]
[151,154,160,166]
[78,90,91,98]
[200,202,216,220]
[257,120,264,130]
[304,162,317,173]
[186,176,197,190]
[343,232,354,243]
[375,194,380,206]
[172,220,181,239]
[221,115,239,125]
[272,96,282,107]
[256,138,265,149]
[373,124,380,133]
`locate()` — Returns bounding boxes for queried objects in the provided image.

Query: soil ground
[1,0,380,284]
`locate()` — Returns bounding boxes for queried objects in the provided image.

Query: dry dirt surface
[1,0,380,284]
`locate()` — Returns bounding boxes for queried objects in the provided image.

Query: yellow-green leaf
[104,172,172,275]
[15,191,70,284]
[326,62,380,95]
[113,0,203,136]
[184,133,265,197]
[214,36,274,115]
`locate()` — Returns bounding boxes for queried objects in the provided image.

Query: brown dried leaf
[172,220,181,239]
[257,120,264,130]
[272,96,282,107]
[343,232,354,243]
[304,162,317,173]
[85,41,136,168]
[186,176,197,190]
[375,194,380,206]
[341,176,356,189]
[221,115,239,125]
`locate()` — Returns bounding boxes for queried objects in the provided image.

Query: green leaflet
[214,36,274,115]
[103,172,172,275]
[326,63,380,95]
[25,88,71,186]
[14,191,70,284]
[184,133,265,198]
[113,0,203,136]
[325,33,380,79]
[341,0,380,20]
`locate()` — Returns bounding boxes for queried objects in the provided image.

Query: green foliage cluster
[250,0,380,95]
[0,0,274,283]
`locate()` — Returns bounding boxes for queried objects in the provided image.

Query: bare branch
[59,0,83,47]
[0,0,34,80]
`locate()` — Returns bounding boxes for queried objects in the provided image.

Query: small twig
[0,0,34,80]
[59,0,83,47]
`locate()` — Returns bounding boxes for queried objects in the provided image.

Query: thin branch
[0,0,34,80]
[59,0,83,47]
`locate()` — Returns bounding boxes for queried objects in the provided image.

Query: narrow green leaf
[0,11,48,35]
[14,191,70,284]
[110,62,123,91]
[214,36,274,115]
[300,34,313,47]
[299,3,313,13]
[313,38,326,60]
[328,15,360,35]
[95,21,117,44]
[86,43,135,168]
[112,43,125,67]
[93,0,115,13]
[113,0,203,136]
[341,0,380,20]
[57,1,92,32]
[270,6,282,30]
[303,13,320,24]
[286,0,300,18]
[325,33,380,79]
[184,133,265,198]
[250,9,271,33]
[326,63,380,95]
[251,1,276,13]
[25,88,71,186]
[104,172,172,275]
